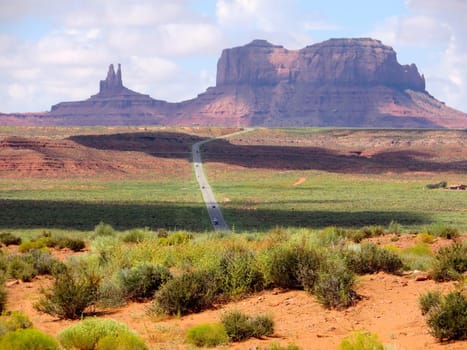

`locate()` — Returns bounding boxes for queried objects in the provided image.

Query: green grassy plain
[0,127,465,235]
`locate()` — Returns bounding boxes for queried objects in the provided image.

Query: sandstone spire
[99,63,123,94]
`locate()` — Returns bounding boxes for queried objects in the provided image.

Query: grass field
[202,128,467,232]
[0,126,465,234]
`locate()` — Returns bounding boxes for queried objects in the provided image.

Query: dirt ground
[5,238,466,350]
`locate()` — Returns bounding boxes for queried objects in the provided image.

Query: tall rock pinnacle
[99,63,123,94]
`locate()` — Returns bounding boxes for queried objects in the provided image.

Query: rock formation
[2,38,466,128]
[174,38,465,128]
[48,64,169,125]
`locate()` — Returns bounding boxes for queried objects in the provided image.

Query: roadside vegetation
[0,221,465,347]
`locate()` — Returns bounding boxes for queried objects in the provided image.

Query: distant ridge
[1,38,466,128]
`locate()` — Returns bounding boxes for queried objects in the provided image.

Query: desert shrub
[425,181,447,189]
[121,229,147,243]
[400,243,434,271]
[95,332,148,350]
[343,243,403,275]
[221,310,251,341]
[219,246,264,297]
[261,244,303,289]
[415,233,435,244]
[313,257,357,309]
[7,256,37,282]
[387,220,402,235]
[35,265,101,320]
[96,279,125,308]
[338,331,384,350]
[118,263,171,301]
[153,269,221,316]
[185,323,229,347]
[57,237,86,252]
[221,310,274,342]
[314,227,347,247]
[431,242,467,281]
[58,318,135,350]
[0,328,59,350]
[267,343,302,350]
[249,314,274,338]
[347,230,366,243]
[359,226,385,239]
[23,249,65,275]
[158,231,193,246]
[0,311,33,335]
[18,238,48,253]
[94,221,115,237]
[296,247,322,292]
[0,232,22,246]
[419,291,441,315]
[430,225,460,240]
[423,291,467,341]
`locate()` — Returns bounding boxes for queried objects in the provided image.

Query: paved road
[192,128,254,232]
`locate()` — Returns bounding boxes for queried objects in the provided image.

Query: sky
[0,0,466,113]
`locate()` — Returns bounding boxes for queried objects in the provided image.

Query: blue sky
[0,0,466,113]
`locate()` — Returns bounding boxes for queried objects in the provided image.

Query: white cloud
[369,0,467,112]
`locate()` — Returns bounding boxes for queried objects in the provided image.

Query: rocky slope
[2,38,466,128]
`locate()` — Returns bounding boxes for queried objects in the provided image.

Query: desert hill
[1,38,466,128]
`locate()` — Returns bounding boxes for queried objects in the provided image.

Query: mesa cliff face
[3,38,466,128]
[175,38,464,128]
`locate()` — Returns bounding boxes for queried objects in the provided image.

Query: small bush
[400,243,434,271]
[419,291,441,315]
[118,263,171,301]
[338,331,384,350]
[423,291,467,341]
[313,257,357,309]
[221,310,274,342]
[57,237,86,252]
[428,224,460,239]
[261,245,304,289]
[23,249,65,275]
[58,318,135,350]
[0,311,33,335]
[249,314,274,338]
[95,332,148,350]
[343,243,403,275]
[415,233,435,244]
[221,310,252,341]
[121,229,147,243]
[0,328,59,350]
[153,269,220,316]
[219,246,264,297]
[425,181,447,189]
[0,232,21,246]
[7,256,37,282]
[431,242,467,282]
[387,220,402,235]
[35,266,101,320]
[18,238,48,253]
[158,231,193,246]
[94,221,115,237]
[296,248,322,292]
[186,323,229,347]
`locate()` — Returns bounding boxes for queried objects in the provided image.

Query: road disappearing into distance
[192,128,254,231]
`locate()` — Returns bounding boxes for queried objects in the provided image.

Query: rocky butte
[2,38,466,128]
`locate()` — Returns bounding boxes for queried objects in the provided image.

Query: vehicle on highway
[213,218,218,225]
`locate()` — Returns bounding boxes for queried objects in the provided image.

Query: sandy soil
[5,241,466,350]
